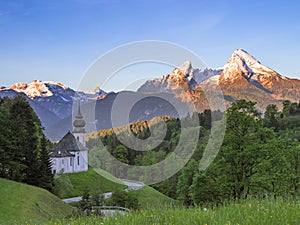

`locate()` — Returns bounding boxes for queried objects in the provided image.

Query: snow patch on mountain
[138,61,222,93]
[10,80,54,99]
[221,49,284,81]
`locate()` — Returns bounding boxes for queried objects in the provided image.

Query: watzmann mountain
[139,49,300,111]
[1,49,299,140]
[219,49,300,110]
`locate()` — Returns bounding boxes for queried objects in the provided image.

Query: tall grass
[49,198,300,225]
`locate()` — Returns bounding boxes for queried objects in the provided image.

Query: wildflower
[203,208,207,212]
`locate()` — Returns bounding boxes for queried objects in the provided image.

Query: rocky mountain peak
[179,60,193,76]
[220,49,284,83]
[10,80,54,99]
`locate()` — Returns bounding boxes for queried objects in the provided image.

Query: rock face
[139,49,300,112]
[139,61,222,93]
[138,61,223,112]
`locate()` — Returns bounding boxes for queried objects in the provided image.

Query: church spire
[73,103,86,133]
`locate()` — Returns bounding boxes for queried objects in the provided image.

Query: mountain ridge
[1,48,300,140]
[139,48,300,112]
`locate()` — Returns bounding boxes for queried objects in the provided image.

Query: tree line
[0,96,53,191]
[87,100,300,205]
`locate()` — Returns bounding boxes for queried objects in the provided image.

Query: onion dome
[73,104,86,133]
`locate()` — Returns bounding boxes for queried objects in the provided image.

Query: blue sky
[1,0,300,91]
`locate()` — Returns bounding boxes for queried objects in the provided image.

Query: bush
[106,189,139,210]
[53,175,74,198]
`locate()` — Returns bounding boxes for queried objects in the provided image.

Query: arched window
[77,156,80,165]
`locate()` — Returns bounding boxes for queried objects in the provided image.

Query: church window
[77,156,80,165]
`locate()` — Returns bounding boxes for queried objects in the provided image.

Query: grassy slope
[129,186,179,209]
[62,168,126,198]
[0,178,73,224]
[63,168,177,209]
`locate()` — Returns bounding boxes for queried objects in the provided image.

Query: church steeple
[73,104,86,134]
[73,103,86,147]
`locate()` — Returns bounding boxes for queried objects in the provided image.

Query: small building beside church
[50,105,88,174]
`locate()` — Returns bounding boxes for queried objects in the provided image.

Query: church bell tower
[73,104,86,147]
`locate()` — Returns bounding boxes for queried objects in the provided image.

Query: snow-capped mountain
[9,80,69,99]
[6,80,106,101]
[2,49,300,140]
[138,61,223,112]
[0,80,107,140]
[139,49,300,112]
[221,49,280,81]
[218,49,300,110]
[138,61,222,93]
[219,49,291,91]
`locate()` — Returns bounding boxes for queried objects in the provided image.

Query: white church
[50,105,88,174]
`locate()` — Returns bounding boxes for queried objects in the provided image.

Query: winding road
[62,179,144,204]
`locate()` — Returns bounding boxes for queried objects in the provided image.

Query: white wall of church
[69,150,88,172]
[51,157,75,174]
[51,152,88,174]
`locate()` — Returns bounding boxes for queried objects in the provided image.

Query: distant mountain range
[1,49,299,141]
[139,49,300,111]
[0,80,107,140]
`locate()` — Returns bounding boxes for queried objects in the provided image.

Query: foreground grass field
[0,178,73,224]
[51,198,300,225]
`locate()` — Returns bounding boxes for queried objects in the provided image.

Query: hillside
[0,178,73,224]
[128,186,179,209]
[55,168,126,198]
[86,115,173,141]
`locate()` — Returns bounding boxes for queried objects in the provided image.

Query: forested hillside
[87,100,300,205]
[0,96,53,191]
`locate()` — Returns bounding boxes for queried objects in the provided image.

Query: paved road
[63,192,112,203]
[121,179,144,191]
[62,179,144,203]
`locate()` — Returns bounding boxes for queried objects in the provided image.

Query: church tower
[73,104,86,147]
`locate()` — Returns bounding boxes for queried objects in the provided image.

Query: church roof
[50,131,88,158]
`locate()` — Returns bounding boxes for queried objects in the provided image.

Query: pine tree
[0,99,20,179]
[0,96,54,190]
[9,96,41,185]
[38,135,54,192]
